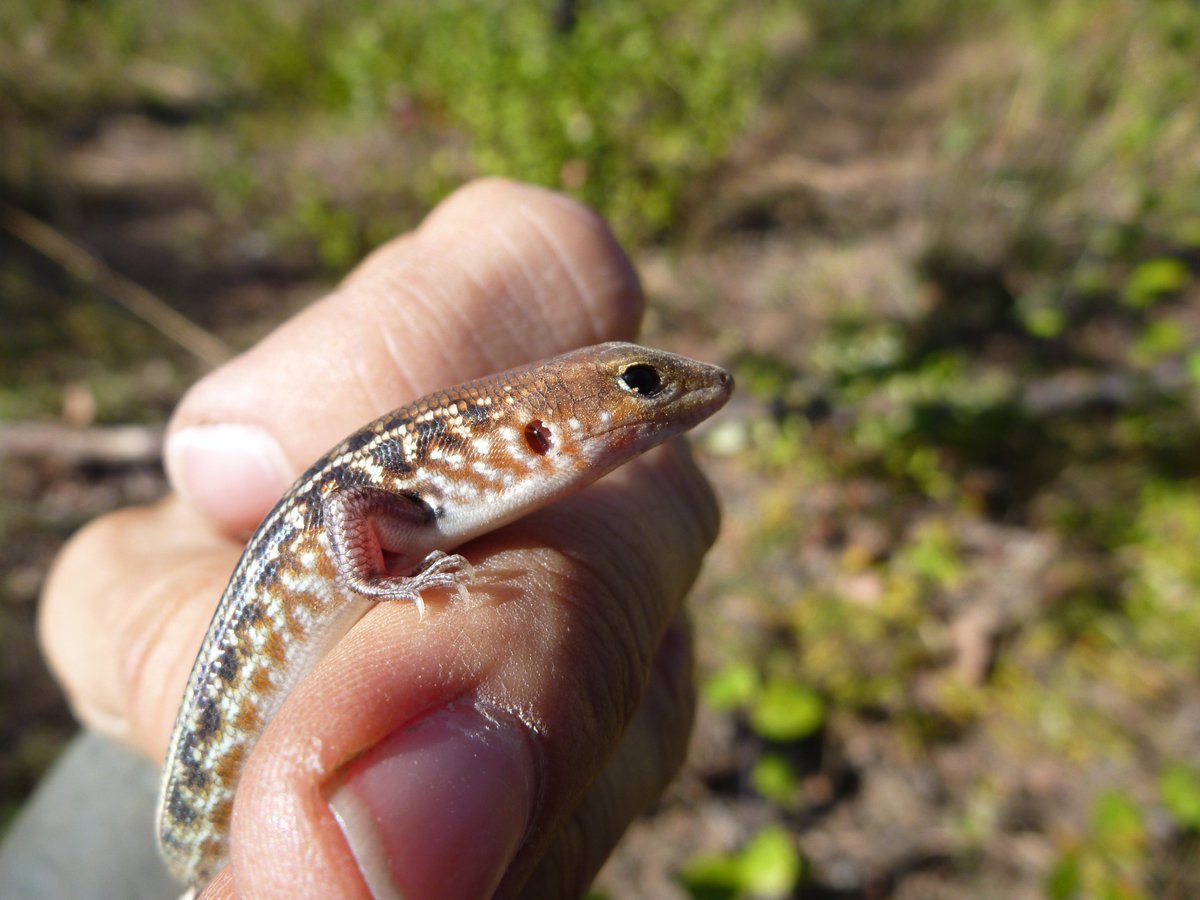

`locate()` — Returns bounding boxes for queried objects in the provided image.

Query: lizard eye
[619,363,664,397]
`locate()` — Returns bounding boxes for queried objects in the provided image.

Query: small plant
[1047,789,1148,899]
[680,826,803,900]
[704,664,826,743]
[324,0,780,242]
[1159,763,1200,832]
[1123,258,1190,308]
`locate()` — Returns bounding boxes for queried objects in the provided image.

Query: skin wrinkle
[643,668,692,792]
[369,238,494,375]
[347,353,393,427]
[417,179,517,244]
[413,228,509,353]
[431,276,488,372]
[673,467,719,549]
[651,443,722,550]
[533,467,703,674]
[510,226,583,348]
[389,267,469,381]
[607,539,664,660]
[644,621,695,767]
[340,232,420,291]
[486,219,542,303]
[632,477,705,583]
[403,221,591,384]
[521,619,696,899]
[589,535,664,675]
[501,232,571,348]
[489,225,565,354]
[550,814,595,898]
[360,278,426,403]
[518,767,615,898]
[522,196,634,343]
[515,203,605,343]
[376,322,417,411]
[356,254,428,321]
[578,482,693,619]
[442,185,641,358]
[521,786,625,896]
[513,224,605,347]
[342,276,424,405]
[548,556,654,737]
[122,561,216,753]
[501,560,633,759]
[579,772,625,867]
[307,329,380,410]
[625,491,712,644]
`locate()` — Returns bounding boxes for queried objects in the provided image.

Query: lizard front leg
[324,485,474,617]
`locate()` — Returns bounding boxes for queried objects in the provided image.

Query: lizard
[155,341,733,889]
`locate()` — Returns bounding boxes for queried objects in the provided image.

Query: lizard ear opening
[524,420,553,455]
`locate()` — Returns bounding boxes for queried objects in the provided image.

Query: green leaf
[1186,351,1200,386]
[751,754,799,805]
[1016,286,1067,338]
[900,519,963,588]
[1124,258,1190,307]
[679,827,802,900]
[750,680,825,742]
[1173,217,1200,248]
[1131,319,1185,366]
[738,826,803,898]
[1090,789,1144,853]
[1045,851,1082,900]
[1159,763,1200,830]
[702,662,761,711]
[1023,305,1067,339]
[680,853,743,900]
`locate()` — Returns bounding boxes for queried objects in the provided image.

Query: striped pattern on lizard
[156,341,733,889]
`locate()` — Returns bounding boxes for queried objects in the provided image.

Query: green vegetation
[681,826,803,900]
[1046,789,1148,900]
[3,0,786,260]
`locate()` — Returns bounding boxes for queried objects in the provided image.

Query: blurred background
[3,1,1200,896]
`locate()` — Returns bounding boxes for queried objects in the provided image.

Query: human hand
[40,180,720,898]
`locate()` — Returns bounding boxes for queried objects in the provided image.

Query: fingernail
[328,704,537,900]
[165,425,292,529]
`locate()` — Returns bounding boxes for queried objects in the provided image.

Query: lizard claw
[403,551,474,610]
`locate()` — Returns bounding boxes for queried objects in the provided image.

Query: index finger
[166,178,645,534]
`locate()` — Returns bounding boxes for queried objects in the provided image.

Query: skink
[156,341,733,888]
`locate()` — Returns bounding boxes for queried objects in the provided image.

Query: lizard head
[506,341,733,475]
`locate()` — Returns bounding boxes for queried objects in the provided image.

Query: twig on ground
[1,203,232,368]
[0,422,163,465]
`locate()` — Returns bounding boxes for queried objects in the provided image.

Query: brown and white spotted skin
[156,342,733,888]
